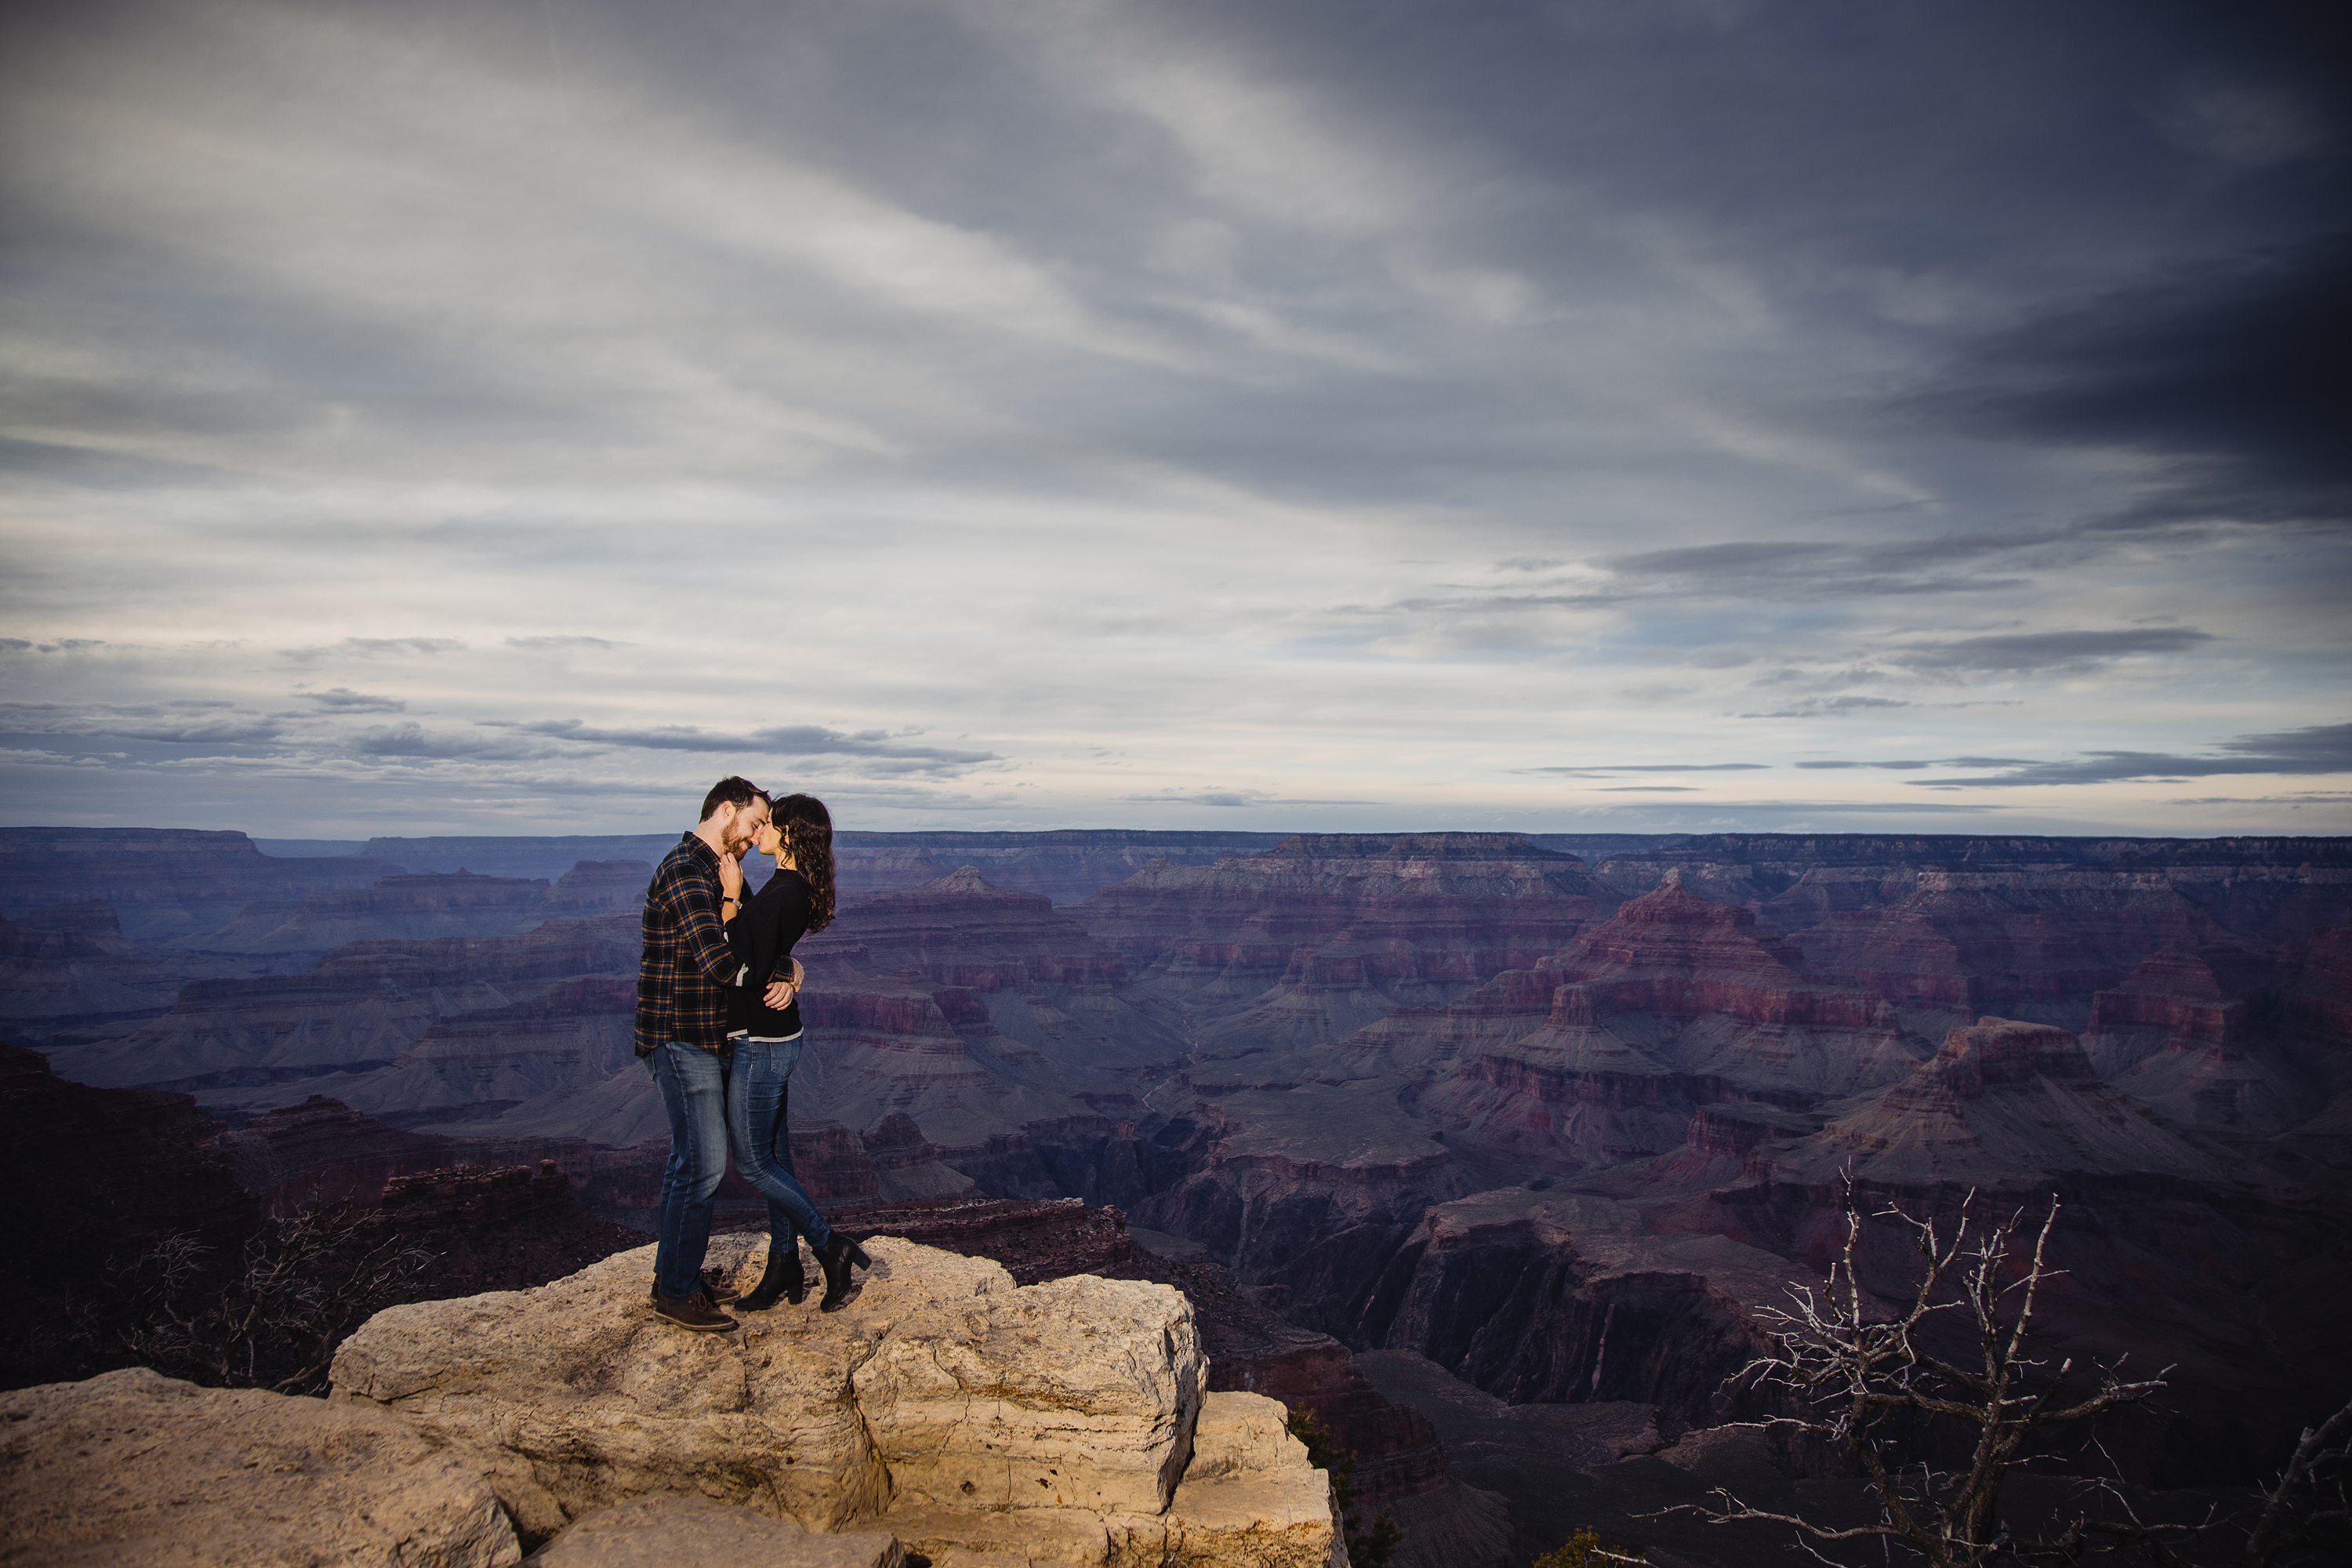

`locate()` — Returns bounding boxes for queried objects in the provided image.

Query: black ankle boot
[817,1233,872,1313]
[737,1239,806,1312]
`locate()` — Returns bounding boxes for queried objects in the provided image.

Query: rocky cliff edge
[1,1235,1344,1568]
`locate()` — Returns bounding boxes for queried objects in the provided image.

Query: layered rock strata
[1076,834,1603,1059]
[1356,1189,1787,1421]
[1769,1017,2216,1187]
[0,901,179,1033]
[0,827,399,942]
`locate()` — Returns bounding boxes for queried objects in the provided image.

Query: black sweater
[727,868,811,1038]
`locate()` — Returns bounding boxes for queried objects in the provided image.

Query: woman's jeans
[726,1035,833,1253]
[645,1041,728,1301]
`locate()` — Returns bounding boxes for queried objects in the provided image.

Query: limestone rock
[877,1393,1340,1568]
[1161,1392,1345,1568]
[0,1366,520,1568]
[856,1271,1203,1515]
[1181,1388,1306,1482]
[525,1494,902,1566]
[329,1235,1316,1566]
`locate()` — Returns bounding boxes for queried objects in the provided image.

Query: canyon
[5,826,2349,1566]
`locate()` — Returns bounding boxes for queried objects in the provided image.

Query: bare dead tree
[112,1195,432,1395]
[1673,1181,2169,1566]
[2241,1394,2350,1566]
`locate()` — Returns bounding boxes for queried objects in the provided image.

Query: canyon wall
[9,825,2350,1556]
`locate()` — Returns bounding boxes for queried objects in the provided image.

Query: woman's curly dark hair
[771,793,835,932]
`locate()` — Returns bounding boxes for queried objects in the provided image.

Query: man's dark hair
[699,776,764,822]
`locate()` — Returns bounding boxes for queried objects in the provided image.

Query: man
[634,775,771,1330]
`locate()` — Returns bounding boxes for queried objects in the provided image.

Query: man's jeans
[726,1035,833,1252]
[645,1040,729,1301]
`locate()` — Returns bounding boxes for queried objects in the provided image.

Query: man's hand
[762,959,804,1010]
[718,853,745,901]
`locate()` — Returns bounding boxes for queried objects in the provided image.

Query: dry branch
[1668,1178,2168,1566]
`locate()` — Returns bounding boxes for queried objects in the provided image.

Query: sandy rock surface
[329,1234,1323,1564]
[879,1392,1341,1567]
[0,1366,520,1568]
[858,1270,1204,1515]
[524,1494,902,1566]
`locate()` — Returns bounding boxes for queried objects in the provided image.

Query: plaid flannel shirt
[634,832,741,1055]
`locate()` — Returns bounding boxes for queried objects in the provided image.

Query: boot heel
[818,1234,871,1313]
[739,1240,807,1312]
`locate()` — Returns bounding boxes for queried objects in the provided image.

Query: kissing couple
[630,775,871,1331]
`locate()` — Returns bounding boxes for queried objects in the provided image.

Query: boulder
[1160,1391,1347,1567]
[877,1392,1341,1566]
[0,1366,519,1567]
[525,1494,901,1566]
[328,1235,1336,1564]
[857,1271,1202,1515]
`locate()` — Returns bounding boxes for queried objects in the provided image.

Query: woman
[719,792,871,1312]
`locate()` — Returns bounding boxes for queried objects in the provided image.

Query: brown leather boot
[650,1287,739,1332]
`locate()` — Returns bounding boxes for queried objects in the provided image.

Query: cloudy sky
[2,0,2346,837]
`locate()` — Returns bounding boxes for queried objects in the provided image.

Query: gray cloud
[0,2,2345,833]
[1742,696,1914,718]
[1888,627,2215,676]
[1915,232,2352,530]
[2170,791,2352,806]
[1123,790,1376,808]
[1914,721,2352,786]
[0,701,286,747]
[1796,756,2034,771]
[303,688,405,713]
[506,719,996,774]
[1519,763,1768,776]
[282,637,467,666]
[347,724,545,761]
[1600,535,2041,602]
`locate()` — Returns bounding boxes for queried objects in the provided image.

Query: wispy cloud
[1742,696,1914,719]
[501,720,997,775]
[1519,763,1768,776]
[1123,789,1377,808]
[1913,721,2352,787]
[303,688,405,713]
[281,637,466,666]
[1887,626,2215,676]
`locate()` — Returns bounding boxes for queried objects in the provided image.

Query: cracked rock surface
[0,1366,521,1568]
[329,1233,1342,1566]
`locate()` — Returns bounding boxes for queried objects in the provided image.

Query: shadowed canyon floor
[5,826,2350,1565]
